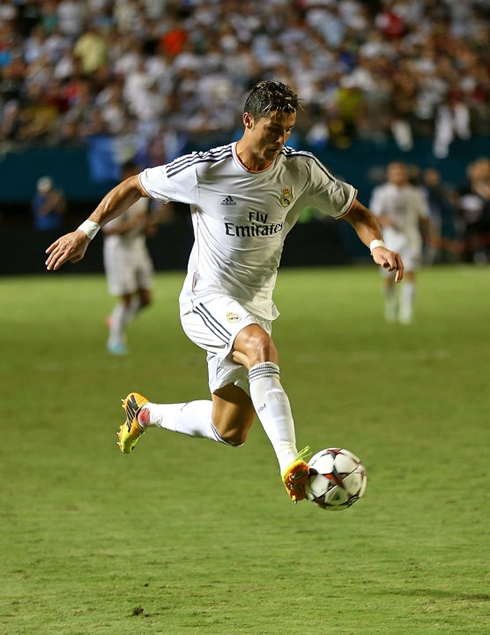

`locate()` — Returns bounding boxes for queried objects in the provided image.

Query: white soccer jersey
[370,182,429,255]
[104,197,150,246]
[140,142,356,320]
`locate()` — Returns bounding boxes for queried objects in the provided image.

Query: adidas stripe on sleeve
[283,149,356,218]
[139,159,199,205]
[305,154,356,217]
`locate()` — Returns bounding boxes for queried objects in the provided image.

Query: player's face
[387,163,409,186]
[248,111,296,163]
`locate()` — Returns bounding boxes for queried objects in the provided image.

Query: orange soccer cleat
[117,392,149,454]
[282,447,312,502]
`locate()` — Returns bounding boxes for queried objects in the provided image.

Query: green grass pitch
[1,265,489,634]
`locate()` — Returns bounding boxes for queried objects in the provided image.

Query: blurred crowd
[406,158,490,265]
[0,0,489,163]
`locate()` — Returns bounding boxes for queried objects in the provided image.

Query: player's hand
[372,247,404,282]
[45,230,90,271]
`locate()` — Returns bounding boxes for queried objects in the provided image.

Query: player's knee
[243,332,276,365]
[139,291,152,308]
[219,428,248,447]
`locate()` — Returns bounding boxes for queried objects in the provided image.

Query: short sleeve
[304,157,357,219]
[139,162,198,205]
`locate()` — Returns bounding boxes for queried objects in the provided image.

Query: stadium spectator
[39,1,59,35]
[458,157,490,264]
[57,0,87,38]
[0,0,487,161]
[0,99,22,139]
[31,175,66,232]
[0,1,17,28]
[73,23,109,75]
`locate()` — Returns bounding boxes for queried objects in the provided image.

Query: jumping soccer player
[46,81,403,503]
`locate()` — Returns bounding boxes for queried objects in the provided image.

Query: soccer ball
[306,448,367,510]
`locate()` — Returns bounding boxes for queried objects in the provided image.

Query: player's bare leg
[131,387,254,448]
[232,324,310,501]
[137,287,151,310]
[107,293,133,355]
[211,384,256,446]
[108,288,152,355]
[119,323,311,500]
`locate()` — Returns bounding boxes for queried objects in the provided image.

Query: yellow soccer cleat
[117,392,149,454]
[282,446,312,502]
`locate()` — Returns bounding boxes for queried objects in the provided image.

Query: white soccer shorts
[104,243,153,296]
[381,236,422,275]
[180,294,272,395]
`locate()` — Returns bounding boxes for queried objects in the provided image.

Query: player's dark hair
[243,80,299,119]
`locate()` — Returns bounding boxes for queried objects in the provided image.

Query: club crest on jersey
[279,187,293,207]
[226,312,240,323]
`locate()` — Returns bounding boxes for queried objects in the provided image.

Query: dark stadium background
[1,0,489,273]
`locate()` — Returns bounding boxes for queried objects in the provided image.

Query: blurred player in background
[370,161,432,325]
[458,157,490,265]
[46,81,403,503]
[421,167,459,265]
[103,161,155,355]
[31,176,66,232]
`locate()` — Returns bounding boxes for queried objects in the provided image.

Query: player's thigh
[232,323,278,368]
[181,295,271,358]
[400,243,422,273]
[212,383,256,444]
[135,248,154,294]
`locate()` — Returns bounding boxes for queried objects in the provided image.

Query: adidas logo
[220,196,236,206]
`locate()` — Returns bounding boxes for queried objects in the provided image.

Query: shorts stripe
[194,303,232,344]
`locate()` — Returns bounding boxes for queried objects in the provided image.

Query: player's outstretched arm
[342,199,404,282]
[45,176,148,271]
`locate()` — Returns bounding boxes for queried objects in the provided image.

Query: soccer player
[46,81,403,503]
[103,161,154,355]
[369,161,431,324]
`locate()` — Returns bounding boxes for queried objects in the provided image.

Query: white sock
[383,284,397,321]
[143,400,233,445]
[248,362,298,473]
[108,303,132,346]
[400,282,415,321]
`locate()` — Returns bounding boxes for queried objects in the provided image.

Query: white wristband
[369,239,386,254]
[77,220,100,240]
